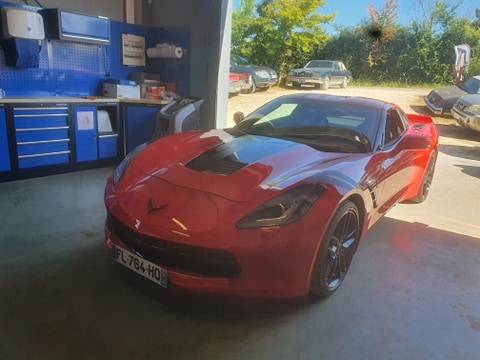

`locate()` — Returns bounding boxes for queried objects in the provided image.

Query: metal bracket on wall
[47,41,53,70]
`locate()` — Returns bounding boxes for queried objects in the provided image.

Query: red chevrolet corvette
[104,94,438,299]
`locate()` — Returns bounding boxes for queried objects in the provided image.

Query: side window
[334,63,340,70]
[385,109,406,145]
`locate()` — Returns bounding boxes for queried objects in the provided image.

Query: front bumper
[103,178,336,299]
[229,80,246,94]
[424,96,446,115]
[452,107,480,132]
[255,78,278,88]
[286,76,324,86]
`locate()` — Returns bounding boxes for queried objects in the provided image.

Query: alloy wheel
[422,157,436,196]
[324,209,359,291]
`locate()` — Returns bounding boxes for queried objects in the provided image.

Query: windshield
[233,97,381,153]
[231,54,249,66]
[305,60,334,69]
[459,77,480,94]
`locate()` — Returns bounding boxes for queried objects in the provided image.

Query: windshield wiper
[269,128,371,152]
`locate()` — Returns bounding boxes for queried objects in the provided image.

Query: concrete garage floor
[1,88,480,360]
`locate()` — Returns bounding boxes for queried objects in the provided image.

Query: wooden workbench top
[0,97,171,105]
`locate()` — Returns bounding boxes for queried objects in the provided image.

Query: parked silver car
[424,76,480,115]
[286,60,352,90]
[452,94,480,132]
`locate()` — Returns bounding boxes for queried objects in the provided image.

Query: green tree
[365,0,399,67]
[232,0,334,78]
[316,0,480,84]
[231,0,255,60]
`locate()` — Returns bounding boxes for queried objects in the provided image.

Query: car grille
[293,71,312,77]
[107,215,241,278]
[428,92,442,106]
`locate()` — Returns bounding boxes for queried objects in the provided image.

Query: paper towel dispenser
[1,8,45,40]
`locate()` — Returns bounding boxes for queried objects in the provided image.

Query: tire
[320,77,330,90]
[341,77,348,89]
[309,201,361,299]
[410,150,438,203]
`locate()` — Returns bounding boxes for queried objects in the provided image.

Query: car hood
[231,65,276,74]
[127,130,359,203]
[290,67,332,75]
[432,85,468,101]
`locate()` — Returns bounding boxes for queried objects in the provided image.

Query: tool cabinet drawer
[17,140,70,156]
[14,115,68,129]
[15,128,70,143]
[98,134,118,159]
[13,107,69,115]
[18,151,70,169]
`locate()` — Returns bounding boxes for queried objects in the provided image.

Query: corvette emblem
[147,198,169,213]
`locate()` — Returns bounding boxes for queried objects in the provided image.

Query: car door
[374,108,412,213]
[332,62,343,84]
[339,62,348,80]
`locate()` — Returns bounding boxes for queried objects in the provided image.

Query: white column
[125,0,135,24]
[215,0,232,129]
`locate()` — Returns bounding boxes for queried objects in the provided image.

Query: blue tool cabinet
[98,134,118,159]
[124,104,162,154]
[41,9,111,45]
[74,104,119,163]
[0,101,120,181]
[74,106,98,162]
[13,106,71,170]
[0,106,11,172]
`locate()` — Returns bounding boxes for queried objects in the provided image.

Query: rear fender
[406,113,439,149]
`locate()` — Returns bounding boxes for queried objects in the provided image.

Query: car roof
[308,60,336,63]
[275,93,391,110]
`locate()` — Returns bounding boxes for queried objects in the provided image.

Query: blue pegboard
[0,1,190,97]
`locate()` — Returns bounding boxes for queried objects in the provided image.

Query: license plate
[112,245,168,288]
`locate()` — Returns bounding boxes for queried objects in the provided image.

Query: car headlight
[236,183,325,229]
[113,143,147,184]
[255,70,270,78]
[465,105,480,115]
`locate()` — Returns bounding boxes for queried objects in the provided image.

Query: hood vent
[185,134,297,175]
[186,147,247,175]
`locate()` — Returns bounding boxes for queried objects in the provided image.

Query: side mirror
[233,111,244,125]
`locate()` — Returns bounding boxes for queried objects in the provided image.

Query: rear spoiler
[406,113,434,124]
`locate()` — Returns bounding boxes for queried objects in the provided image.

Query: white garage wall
[142,0,231,129]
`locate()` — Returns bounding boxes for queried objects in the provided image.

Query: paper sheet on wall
[122,33,146,67]
[77,111,94,131]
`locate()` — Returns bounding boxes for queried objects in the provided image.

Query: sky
[233,0,479,33]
